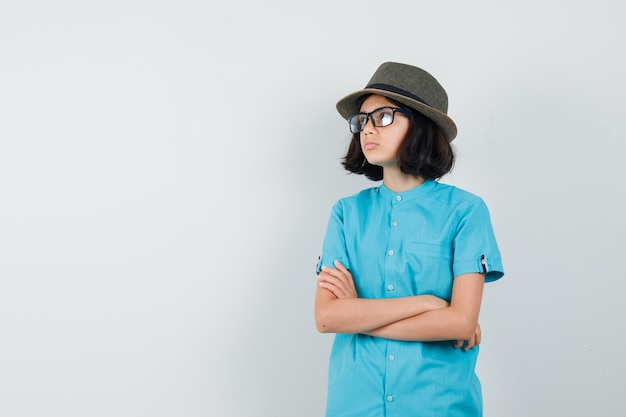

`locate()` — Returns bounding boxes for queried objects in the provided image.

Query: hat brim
[336,88,458,142]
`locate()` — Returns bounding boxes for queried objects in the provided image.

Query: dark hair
[342,96,455,181]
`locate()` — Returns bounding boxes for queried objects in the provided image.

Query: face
[358,95,410,169]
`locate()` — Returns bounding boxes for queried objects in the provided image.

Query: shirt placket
[383,193,403,414]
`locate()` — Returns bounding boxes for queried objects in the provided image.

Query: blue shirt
[317,180,504,417]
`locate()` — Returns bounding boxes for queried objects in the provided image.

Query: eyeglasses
[348,106,411,134]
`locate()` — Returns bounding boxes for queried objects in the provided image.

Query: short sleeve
[316,201,351,275]
[452,197,504,282]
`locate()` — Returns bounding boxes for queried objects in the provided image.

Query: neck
[382,167,425,193]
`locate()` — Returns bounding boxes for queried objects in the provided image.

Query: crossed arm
[314,260,485,350]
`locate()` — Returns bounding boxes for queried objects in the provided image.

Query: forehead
[359,94,396,112]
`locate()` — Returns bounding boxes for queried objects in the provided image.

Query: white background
[1,1,625,416]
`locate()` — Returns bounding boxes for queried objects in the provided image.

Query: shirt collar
[378,179,437,202]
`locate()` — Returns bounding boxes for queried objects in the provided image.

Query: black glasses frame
[348,106,412,134]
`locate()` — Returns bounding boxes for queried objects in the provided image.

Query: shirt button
[392,220,399,227]
[387,395,394,402]
[388,355,395,361]
[387,284,394,291]
[388,250,395,256]
[395,195,402,201]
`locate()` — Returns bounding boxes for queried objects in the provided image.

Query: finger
[474,325,482,346]
[466,324,482,350]
[333,260,351,276]
[464,334,476,351]
[453,339,464,349]
[321,265,348,281]
[317,269,337,281]
[332,262,357,290]
[464,325,482,350]
[318,272,342,289]
[319,268,349,288]
[317,278,343,297]
[318,271,351,297]
[321,266,354,292]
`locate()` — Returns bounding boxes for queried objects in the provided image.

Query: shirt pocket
[406,241,453,297]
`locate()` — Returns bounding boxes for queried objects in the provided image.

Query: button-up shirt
[317,180,504,417]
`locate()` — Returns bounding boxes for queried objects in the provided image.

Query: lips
[364,142,378,150]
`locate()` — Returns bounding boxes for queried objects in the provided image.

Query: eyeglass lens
[348,107,399,133]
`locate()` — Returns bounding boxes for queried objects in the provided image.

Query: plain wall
[1,1,624,416]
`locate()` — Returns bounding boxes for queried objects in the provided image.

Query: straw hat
[336,62,457,142]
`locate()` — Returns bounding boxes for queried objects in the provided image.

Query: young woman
[315,62,504,417]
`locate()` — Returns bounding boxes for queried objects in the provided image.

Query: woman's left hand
[317,260,358,299]
[454,322,481,351]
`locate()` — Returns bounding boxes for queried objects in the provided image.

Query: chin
[365,158,391,167]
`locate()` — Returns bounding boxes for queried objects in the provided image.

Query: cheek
[358,134,367,149]
[389,132,406,150]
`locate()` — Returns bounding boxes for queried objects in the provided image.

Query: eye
[374,108,394,126]
[348,114,369,133]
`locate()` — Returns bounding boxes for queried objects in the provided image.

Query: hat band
[367,83,429,106]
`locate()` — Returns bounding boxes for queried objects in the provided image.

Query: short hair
[341,96,455,181]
